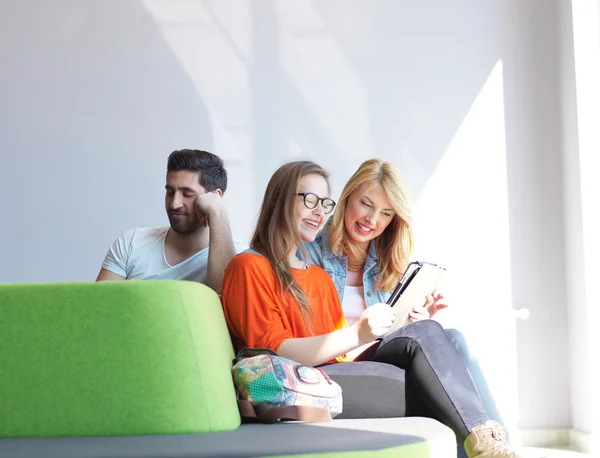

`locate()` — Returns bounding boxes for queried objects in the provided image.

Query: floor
[519,446,591,457]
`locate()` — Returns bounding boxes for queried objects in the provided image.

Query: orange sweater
[222,252,348,361]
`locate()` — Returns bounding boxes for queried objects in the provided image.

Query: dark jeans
[445,328,506,429]
[321,320,489,443]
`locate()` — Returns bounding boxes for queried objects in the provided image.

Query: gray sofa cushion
[320,361,406,419]
[0,418,455,458]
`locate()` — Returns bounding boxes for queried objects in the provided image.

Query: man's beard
[168,214,203,235]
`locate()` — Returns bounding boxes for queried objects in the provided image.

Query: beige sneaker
[464,420,522,457]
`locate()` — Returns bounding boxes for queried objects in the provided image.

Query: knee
[384,320,447,345]
[445,328,475,362]
[409,319,446,339]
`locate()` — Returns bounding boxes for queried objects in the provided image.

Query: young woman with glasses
[221,160,520,458]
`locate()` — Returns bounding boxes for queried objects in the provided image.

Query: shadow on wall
[0,0,505,282]
[248,0,503,200]
[0,0,212,282]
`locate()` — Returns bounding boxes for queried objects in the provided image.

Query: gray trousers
[320,320,490,444]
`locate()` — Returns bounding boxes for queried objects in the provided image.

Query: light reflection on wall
[140,0,252,163]
[140,0,254,241]
[412,60,520,436]
[277,0,370,160]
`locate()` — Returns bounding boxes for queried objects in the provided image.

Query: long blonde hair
[251,161,330,329]
[330,159,413,292]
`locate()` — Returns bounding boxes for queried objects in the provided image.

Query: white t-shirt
[342,285,367,326]
[101,227,247,283]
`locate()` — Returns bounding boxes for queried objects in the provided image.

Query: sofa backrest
[0,280,240,439]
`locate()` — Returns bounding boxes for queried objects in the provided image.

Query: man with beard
[96,149,246,293]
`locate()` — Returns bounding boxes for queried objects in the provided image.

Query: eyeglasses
[296,193,336,214]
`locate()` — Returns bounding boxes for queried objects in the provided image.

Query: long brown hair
[329,159,413,292]
[251,161,330,329]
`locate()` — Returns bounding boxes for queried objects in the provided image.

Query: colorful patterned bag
[232,348,343,423]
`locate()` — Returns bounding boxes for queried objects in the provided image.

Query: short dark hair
[166,149,227,193]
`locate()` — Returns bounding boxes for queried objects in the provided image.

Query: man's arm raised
[195,192,237,294]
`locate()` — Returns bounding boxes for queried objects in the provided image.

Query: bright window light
[413,59,521,438]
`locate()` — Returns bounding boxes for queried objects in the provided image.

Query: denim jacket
[301,219,392,307]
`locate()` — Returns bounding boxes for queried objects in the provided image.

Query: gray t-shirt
[102,227,247,283]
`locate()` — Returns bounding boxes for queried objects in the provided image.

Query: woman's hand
[408,302,430,322]
[427,291,448,317]
[409,293,449,322]
[353,303,396,344]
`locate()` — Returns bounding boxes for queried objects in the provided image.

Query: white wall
[560,0,590,438]
[567,0,600,450]
[500,0,571,431]
[0,0,577,433]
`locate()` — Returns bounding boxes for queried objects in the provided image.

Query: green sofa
[0,281,456,457]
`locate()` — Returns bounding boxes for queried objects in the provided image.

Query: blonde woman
[222,160,520,458]
[302,159,510,456]
[302,159,441,319]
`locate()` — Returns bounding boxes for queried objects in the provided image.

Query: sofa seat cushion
[0,417,456,458]
[321,362,406,419]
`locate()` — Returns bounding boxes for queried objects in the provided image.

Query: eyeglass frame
[296,193,336,214]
